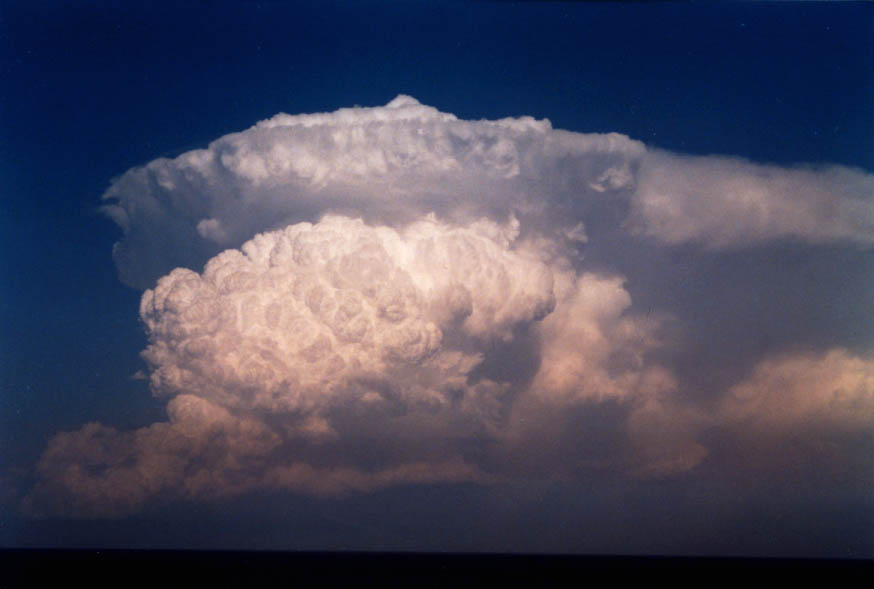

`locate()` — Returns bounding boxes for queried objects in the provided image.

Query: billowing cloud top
[140,214,555,417]
[25,97,874,517]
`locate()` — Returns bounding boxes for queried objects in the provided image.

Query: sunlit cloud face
[26,97,874,517]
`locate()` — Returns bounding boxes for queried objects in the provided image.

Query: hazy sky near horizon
[1,1,873,557]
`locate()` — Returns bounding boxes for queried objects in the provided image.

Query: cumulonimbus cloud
[25,97,874,517]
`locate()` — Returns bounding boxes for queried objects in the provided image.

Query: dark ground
[2,549,871,588]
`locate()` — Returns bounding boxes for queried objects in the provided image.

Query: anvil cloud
[101,96,874,289]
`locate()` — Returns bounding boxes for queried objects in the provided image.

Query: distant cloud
[25,395,281,517]
[530,272,673,404]
[25,97,874,516]
[708,348,874,489]
[721,348,874,429]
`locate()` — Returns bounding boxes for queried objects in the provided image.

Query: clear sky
[1,1,873,557]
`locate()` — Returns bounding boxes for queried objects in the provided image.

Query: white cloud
[101,97,874,289]
[530,269,675,404]
[99,96,644,288]
[139,214,555,417]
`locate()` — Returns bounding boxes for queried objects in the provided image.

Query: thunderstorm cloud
[26,97,874,516]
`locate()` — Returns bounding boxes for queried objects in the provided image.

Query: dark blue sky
[1,1,872,555]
